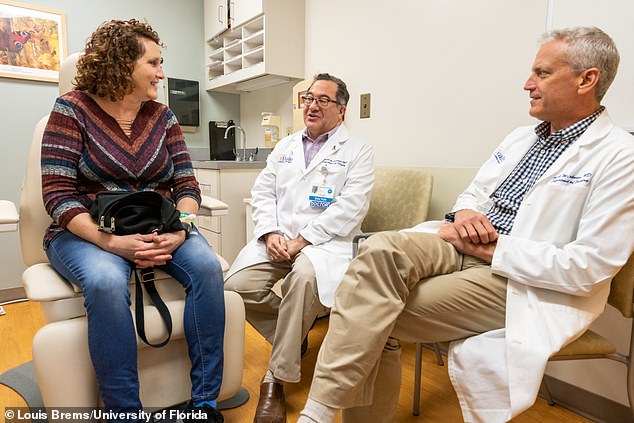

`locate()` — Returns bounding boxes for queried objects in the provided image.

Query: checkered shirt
[486,107,605,234]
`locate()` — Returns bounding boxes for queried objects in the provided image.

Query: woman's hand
[134,231,187,267]
[106,231,186,268]
[66,212,188,267]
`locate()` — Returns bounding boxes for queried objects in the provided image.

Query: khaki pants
[224,253,328,383]
[308,231,507,422]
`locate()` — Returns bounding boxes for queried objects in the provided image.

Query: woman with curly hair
[41,19,225,423]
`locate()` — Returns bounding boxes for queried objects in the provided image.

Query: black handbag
[89,191,186,348]
[89,190,183,235]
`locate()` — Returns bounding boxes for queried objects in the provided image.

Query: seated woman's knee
[81,267,130,300]
[190,251,223,278]
[180,236,223,277]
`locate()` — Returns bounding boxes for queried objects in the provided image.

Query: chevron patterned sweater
[41,90,201,246]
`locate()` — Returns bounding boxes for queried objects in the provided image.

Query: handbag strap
[134,267,173,348]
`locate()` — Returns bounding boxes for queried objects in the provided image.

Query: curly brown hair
[74,19,163,101]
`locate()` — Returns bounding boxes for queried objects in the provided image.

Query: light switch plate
[360,93,371,119]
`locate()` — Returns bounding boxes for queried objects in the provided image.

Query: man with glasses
[225,73,374,423]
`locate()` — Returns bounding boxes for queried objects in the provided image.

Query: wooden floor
[0,301,592,423]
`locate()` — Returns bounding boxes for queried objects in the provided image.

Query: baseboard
[0,287,26,303]
[540,374,633,423]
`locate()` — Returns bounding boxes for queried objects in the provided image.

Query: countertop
[193,160,266,170]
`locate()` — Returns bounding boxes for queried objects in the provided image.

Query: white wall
[305,0,545,168]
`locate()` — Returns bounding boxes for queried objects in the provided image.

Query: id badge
[309,185,335,208]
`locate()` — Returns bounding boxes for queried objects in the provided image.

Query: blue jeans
[46,227,225,417]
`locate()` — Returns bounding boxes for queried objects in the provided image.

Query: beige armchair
[9,53,247,410]
[361,166,434,233]
[353,166,434,255]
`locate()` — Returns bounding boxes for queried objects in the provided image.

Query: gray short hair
[541,26,619,101]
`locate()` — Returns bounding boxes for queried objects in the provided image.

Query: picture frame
[0,0,67,83]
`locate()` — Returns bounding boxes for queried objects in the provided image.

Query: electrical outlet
[360,93,371,119]
[286,127,292,136]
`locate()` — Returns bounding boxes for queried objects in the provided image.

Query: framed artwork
[296,89,307,110]
[0,0,67,83]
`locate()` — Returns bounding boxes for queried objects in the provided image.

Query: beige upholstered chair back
[609,253,634,318]
[19,53,81,266]
[361,167,433,233]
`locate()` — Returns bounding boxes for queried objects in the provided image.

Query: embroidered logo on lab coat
[494,150,505,164]
[552,172,593,185]
[277,153,293,163]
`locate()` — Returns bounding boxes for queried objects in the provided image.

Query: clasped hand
[109,231,186,268]
[438,209,498,263]
[265,233,309,262]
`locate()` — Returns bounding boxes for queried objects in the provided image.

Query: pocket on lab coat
[522,184,589,244]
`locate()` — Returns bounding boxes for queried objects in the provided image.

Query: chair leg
[432,343,444,366]
[627,355,634,417]
[413,343,423,416]
[540,378,555,406]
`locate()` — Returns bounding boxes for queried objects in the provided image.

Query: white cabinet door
[230,0,262,28]
[204,0,229,41]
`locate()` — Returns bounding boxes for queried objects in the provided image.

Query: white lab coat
[226,124,374,307]
[408,111,634,422]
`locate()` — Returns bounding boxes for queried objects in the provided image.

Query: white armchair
[3,53,247,410]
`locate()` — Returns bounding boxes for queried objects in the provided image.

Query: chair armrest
[0,200,19,232]
[353,232,378,257]
[199,195,229,217]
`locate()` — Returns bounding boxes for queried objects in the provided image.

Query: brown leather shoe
[253,382,286,423]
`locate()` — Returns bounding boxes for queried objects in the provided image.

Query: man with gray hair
[299,27,634,423]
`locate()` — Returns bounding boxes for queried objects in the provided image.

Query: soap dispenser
[261,112,281,147]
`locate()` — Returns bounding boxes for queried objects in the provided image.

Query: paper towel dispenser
[167,78,199,127]
[209,120,236,160]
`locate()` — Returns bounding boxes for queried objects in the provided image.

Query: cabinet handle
[218,5,224,24]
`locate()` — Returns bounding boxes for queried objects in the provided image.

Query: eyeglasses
[301,95,339,108]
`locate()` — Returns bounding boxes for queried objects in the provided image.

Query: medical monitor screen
[167,78,200,127]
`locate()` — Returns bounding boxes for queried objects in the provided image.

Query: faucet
[224,125,247,161]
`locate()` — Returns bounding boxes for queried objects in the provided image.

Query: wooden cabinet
[204,0,304,92]
[195,167,261,264]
